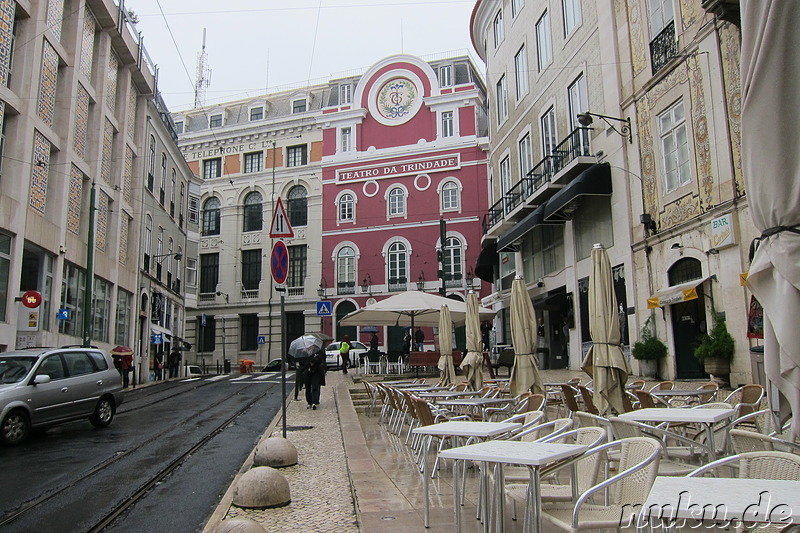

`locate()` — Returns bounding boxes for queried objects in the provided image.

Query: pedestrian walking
[339,334,351,374]
[402,329,412,354]
[121,352,132,388]
[370,332,379,352]
[154,353,164,381]
[290,353,304,401]
[168,348,181,378]
[414,327,425,351]
[298,347,326,409]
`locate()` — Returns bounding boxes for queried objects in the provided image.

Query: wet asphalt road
[0,373,288,533]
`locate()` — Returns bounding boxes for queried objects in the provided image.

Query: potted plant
[694,317,735,379]
[632,317,668,378]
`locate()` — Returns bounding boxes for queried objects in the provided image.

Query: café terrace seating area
[353,366,798,532]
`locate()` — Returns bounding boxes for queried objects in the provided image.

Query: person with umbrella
[288,335,328,409]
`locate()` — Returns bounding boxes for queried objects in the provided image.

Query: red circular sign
[22,290,43,308]
[271,241,289,285]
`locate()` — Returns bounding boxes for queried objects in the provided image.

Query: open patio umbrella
[460,291,484,391]
[581,244,630,415]
[338,290,493,328]
[437,305,456,387]
[741,1,800,438]
[508,277,544,397]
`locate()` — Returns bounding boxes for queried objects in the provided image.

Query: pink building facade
[320,54,490,353]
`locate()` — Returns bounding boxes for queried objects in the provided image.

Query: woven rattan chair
[506,426,608,522]
[649,380,675,392]
[724,384,765,418]
[689,450,800,480]
[577,385,600,415]
[539,437,663,532]
[609,417,701,475]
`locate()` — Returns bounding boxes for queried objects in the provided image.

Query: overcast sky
[128,0,482,112]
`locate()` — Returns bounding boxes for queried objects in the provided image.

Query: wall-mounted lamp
[317,277,327,299]
[153,252,183,264]
[215,290,229,303]
[705,248,720,255]
[577,112,633,143]
[416,271,425,291]
[639,213,657,234]
[536,279,545,288]
[466,267,474,288]
[361,273,372,296]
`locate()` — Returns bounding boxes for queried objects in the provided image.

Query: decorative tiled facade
[29,130,51,214]
[127,82,137,140]
[623,0,648,76]
[686,55,713,209]
[37,42,59,127]
[119,213,129,265]
[80,10,95,79]
[74,84,90,159]
[95,191,108,252]
[0,0,15,86]
[101,118,113,184]
[720,23,744,196]
[67,165,83,235]
[46,0,64,41]
[124,145,134,204]
[105,51,118,112]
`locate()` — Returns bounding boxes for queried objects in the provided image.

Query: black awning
[495,203,565,252]
[475,241,498,283]
[543,163,612,221]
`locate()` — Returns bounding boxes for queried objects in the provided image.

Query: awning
[647,277,712,309]
[496,203,564,252]
[475,241,498,283]
[543,163,612,221]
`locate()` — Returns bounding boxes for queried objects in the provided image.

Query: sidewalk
[205,367,604,532]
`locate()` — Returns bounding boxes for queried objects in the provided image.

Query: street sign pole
[276,285,287,438]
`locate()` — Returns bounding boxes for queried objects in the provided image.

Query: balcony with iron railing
[444,274,463,288]
[388,277,407,292]
[650,20,678,75]
[287,286,304,297]
[337,281,355,295]
[241,288,259,301]
[483,127,593,238]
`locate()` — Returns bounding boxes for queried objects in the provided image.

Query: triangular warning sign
[319,303,330,314]
[269,197,294,238]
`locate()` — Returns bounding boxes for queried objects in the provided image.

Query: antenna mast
[194,28,211,108]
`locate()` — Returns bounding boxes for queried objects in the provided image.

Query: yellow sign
[740,272,748,286]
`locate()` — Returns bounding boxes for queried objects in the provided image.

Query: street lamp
[361,274,372,296]
[576,112,633,143]
[317,277,327,299]
[152,252,183,263]
[215,291,229,302]
[416,271,425,291]
[466,267,474,289]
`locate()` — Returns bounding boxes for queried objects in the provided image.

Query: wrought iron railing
[551,127,592,173]
[287,286,304,297]
[241,288,259,300]
[199,293,216,302]
[650,20,678,75]
[337,282,355,295]
[388,277,407,292]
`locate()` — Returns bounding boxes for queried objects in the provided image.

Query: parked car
[325,341,369,369]
[186,365,203,377]
[0,347,124,446]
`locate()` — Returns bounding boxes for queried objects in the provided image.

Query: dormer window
[292,99,307,114]
[174,121,184,134]
[249,107,263,121]
[439,65,452,87]
[209,114,222,128]
[339,85,351,104]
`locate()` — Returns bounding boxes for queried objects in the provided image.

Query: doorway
[671,297,707,379]
[334,301,357,344]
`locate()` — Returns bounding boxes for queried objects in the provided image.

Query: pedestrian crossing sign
[316,301,332,316]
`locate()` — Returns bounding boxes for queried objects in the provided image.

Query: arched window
[287,185,307,226]
[338,193,354,222]
[441,180,460,210]
[388,187,406,216]
[159,153,167,204]
[442,236,463,287]
[243,191,263,232]
[144,215,152,268]
[668,257,703,285]
[147,136,155,191]
[202,197,221,236]
[167,237,174,279]
[337,246,356,294]
[387,241,408,291]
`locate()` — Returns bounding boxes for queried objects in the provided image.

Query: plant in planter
[694,317,735,379]
[632,317,668,378]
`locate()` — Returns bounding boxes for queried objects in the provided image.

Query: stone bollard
[253,437,298,468]
[213,518,267,533]
[232,466,291,509]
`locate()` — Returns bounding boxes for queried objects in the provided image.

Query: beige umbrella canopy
[508,277,544,397]
[460,291,484,391]
[741,0,800,439]
[437,305,456,387]
[581,244,630,415]
[338,290,493,328]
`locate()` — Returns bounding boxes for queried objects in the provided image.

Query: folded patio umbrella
[437,305,456,387]
[460,291,484,391]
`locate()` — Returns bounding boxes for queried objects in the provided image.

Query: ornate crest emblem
[376,77,418,121]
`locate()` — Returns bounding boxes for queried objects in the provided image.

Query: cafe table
[411,420,521,529]
[650,388,711,406]
[618,407,736,460]
[439,440,587,533]
[437,397,515,421]
[640,476,800,529]
[417,390,481,399]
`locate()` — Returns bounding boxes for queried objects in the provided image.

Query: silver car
[0,347,124,446]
